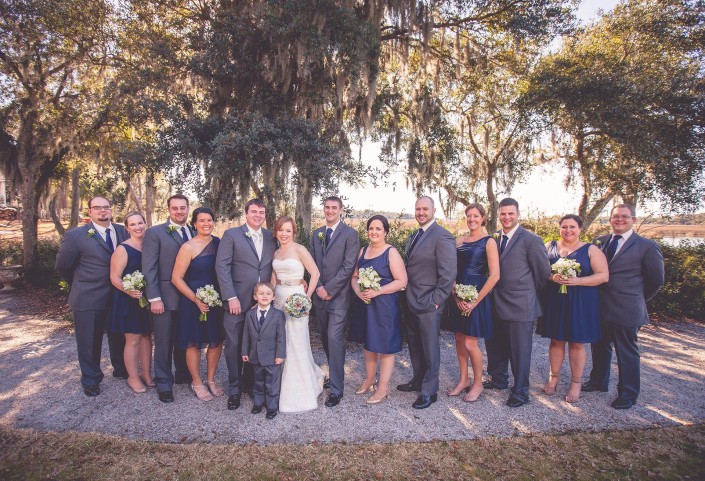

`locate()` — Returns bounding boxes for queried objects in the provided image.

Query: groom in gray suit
[310,195,360,407]
[216,198,277,410]
[142,194,193,403]
[484,197,550,407]
[397,196,457,409]
[583,204,665,409]
[55,196,127,396]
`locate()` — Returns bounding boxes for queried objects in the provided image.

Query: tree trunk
[145,171,155,226]
[69,166,80,228]
[485,162,498,232]
[19,174,39,269]
[582,193,614,232]
[295,173,313,243]
[49,190,66,236]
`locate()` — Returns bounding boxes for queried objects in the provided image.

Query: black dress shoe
[251,405,263,414]
[266,408,278,420]
[581,382,608,393]
[83,385,100,397]
[323,377,331,389]
[397,381,421,392]
[113,371,128,380]
[412,394,437,409]
[611,397,636,409]
[158,390,174,403]
[506,396,528,408]
[227,394,241,410]
[325,393,343,407]
[174,376,192,385]
[482,380,507,390]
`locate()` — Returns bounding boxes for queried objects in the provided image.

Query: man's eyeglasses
[91,205,112,211]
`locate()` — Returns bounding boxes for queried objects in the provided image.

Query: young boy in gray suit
[242,282,286,419]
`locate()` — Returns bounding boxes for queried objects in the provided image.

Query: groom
[310,195,359,407]
[216,199,277,410]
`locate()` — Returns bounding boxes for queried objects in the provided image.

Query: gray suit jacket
[596,232,665,327]
[215,225,276,313]
[142,222,195,311]
[242,307,286,366]
[404,222,457,314]
[309,222,360,310]
[493,225,551,322]
[55,222,127,311]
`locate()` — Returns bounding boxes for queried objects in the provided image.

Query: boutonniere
[594,239,603,247]
[317,231,326,247]
[245,231,253,239]
[86,228,97,239]
[492,232,500,240]
[167,225,178,234]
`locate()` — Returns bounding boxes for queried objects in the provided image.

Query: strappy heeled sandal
[542,371,560,395]
[191,383,214,401]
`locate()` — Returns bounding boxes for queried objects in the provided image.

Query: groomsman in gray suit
[583,204,665,409]
[55,196,127,396]
[216,199,277,410]
[310,195,360,407]
[397,196,457,409]
[142,194,193,403]
[484,197,551,407]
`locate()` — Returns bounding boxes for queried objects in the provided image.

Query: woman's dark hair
[274,215,297,236]
[464,203,487,226]
[559,214,583,228]
[190,207,215,229]
[367,214,389,233]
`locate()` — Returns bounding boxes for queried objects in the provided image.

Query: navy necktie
[105,228,114,252]
[325,228,333,249]
[499,234,508,255]
[259,310,266,328]
[605,234,622,262]
[407,228,424,256]
[181,226,189,241]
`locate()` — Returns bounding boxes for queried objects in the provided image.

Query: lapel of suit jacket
[501,225,524,259]
[610,232,638,264]
[166,222,187,247]
[407,222,435,260]
[324,224,342,256]
[89,222,114,254]
[258,307,273,332]
[241,225,260,261]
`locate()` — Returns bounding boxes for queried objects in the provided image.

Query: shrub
[355,215,415,257]
[650,241,705,320]
[0,238,62,290]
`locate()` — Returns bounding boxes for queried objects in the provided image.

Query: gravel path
[1,292,703,445]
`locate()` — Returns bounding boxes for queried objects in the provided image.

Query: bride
[271,216,325,412]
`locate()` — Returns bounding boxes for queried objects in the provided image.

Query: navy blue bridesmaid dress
[448,236,493,339]
[110,243,150,334]
[178,237,224,349]
[538,241,600,342]
[348,246,402,354]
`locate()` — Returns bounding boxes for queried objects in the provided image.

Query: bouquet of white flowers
[284,293,312,318]
[551,258,582,294]
[357,266,382,304]
[454,283,479,316]
[121,270,148,308]
[195,284,222,321]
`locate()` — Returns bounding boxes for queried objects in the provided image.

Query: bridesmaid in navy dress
[349,215,408,404]
[110,211,153,394]
[171,207,224,402]
[448,204,500,402]
[538,214,608,403]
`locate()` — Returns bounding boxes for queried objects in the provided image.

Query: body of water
[658,236,705,246]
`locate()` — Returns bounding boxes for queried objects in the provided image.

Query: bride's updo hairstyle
[274,215,297,236]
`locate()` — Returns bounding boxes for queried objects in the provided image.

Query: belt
[276,279,304,286]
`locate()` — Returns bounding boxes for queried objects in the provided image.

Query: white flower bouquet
[284,293,312,318]
[195,284,222,321]
[454,283,479,316]
[357,266,382,304]
[122,270,148,308]
[551,258,581,294]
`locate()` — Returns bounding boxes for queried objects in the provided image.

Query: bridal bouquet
[454,283,479,316]
[121,270,148,308]
[284,293,311,318]
[552,258,581,294]
[357,267,382,304]
[195,284,222,321]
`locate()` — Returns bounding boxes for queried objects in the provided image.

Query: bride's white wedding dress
[273,258,324,413]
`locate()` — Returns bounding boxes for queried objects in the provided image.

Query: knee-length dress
[448,236,493,339]
[537,241,600,343]
[178,237,224,349]
[110,244,151,334]
[348,246,402,354]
